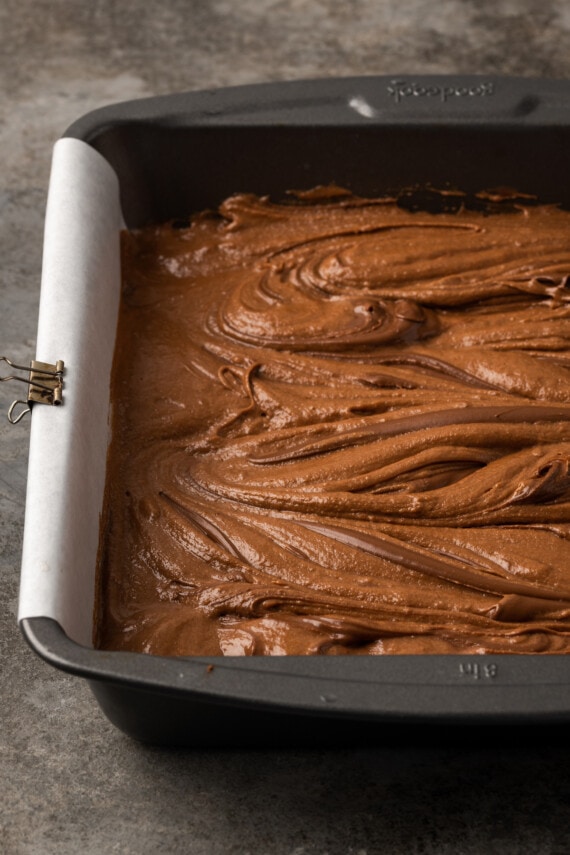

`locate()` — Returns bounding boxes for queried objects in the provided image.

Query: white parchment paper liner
[18,138,124,647]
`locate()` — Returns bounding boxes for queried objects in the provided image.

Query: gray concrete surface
[3,1,570,853]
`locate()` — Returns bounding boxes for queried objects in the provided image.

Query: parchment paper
[18,137,124,647]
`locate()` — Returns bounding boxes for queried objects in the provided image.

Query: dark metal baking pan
[19,76,570,745]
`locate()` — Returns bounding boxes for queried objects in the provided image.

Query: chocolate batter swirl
[96,191,570,656]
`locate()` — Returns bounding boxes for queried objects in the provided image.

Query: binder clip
[1,356,65,424]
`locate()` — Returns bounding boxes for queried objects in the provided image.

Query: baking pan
[17,76,570,746]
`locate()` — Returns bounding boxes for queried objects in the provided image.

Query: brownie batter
[96,189,570,656]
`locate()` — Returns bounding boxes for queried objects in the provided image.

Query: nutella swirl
[96,192,570,656]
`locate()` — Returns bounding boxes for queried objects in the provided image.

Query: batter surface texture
[96,190,570,655]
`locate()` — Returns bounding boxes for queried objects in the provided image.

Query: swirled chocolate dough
[96,190,570,656]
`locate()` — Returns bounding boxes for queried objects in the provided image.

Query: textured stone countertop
[3,2,570,853]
